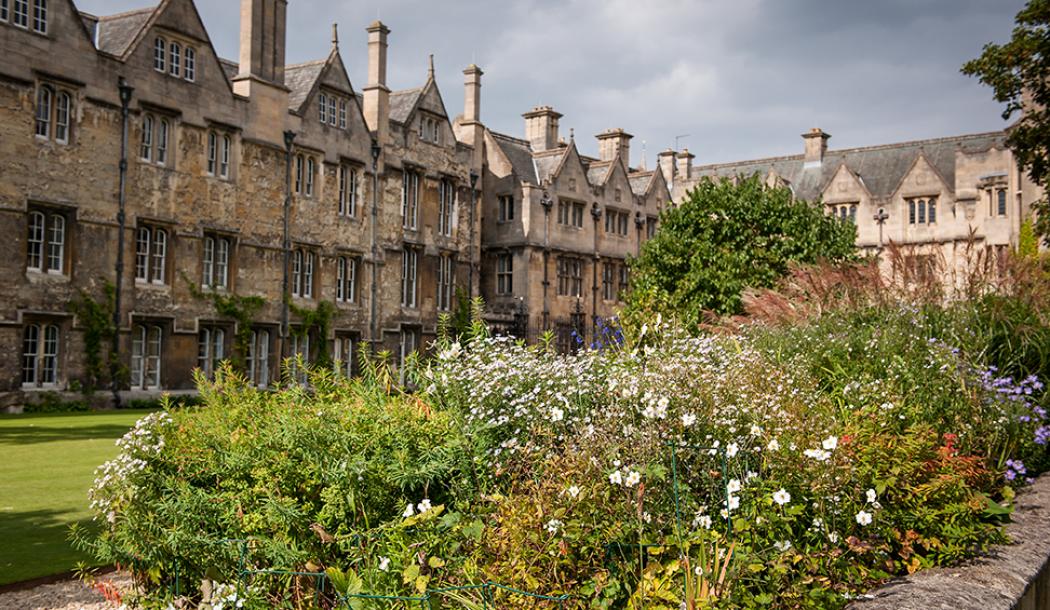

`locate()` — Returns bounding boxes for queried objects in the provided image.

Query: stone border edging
[849,473,1050,609]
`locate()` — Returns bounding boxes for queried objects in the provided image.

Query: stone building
[0,0,484,405]
[476,111,669,350]
[662,128,1045,281]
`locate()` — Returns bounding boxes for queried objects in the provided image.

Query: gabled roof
[285,59,326,110]
[689,131,1006,201]
[534,148,568,184]
[95,6,153,56]
[490,131,538,184]
[390,87,423,124]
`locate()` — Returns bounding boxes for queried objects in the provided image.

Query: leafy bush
[626,174,856,326]
[78,294,1048,609]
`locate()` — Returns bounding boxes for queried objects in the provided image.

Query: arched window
[339,100,347,129]
[294,155,304,193]
[140,114,154,161]
[135,226,168,284]
[328,96,336,126]
[47,214,63,273]
[54,91,70,143]
[207,131,217,175]
[292,249,303,297]
[151,228,166,283]
[336,256,346,301]
[220,135,231,178]
[928,200,936,224]
[35,85,51,138]
[997,189,1007,216]
[21,324,39,385]
[917,199,926,225]
[184,47,196,81]
[908,200,916,225]
[157,119,169,165]
[22,323,60,386]
[26,211,44,271]
[319,93,327,123]
[169,41,181,77]
[154,37,166,72]
[305,158,315,196]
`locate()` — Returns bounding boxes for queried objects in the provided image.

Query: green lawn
[0,409,153,585]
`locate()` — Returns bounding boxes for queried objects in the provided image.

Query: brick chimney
[523,106,562,152]
[596,128,633,167]
[658,148,676,187]
[802,128,830,167]
[363,21,391,145]
[236,0,287,85]
[675,149,695,181]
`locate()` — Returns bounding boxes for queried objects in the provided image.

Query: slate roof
[533,150,565,184]
[586,160,612,186]
[490,132,538,184]
[390,87,423,124]
[95,6,153,57]
[284,59,326,111]
[689,131,1006,201]
[218,58,239,81]
[629,172,654,195]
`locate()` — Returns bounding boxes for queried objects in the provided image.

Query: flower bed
[77,300,1049,609]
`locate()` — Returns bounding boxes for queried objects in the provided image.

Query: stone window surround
[200,230,235,290]
[2,0,48,35]
[25,201,74,277]
[21,315,66,389]
[152,30,199,83]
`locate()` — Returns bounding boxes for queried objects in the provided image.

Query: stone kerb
[849,473,1050,609]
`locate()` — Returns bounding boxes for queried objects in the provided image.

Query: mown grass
[0,409,152,585]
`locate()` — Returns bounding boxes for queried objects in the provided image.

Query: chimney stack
[364,21,391,145]
[523,106,562,152]
[658,149,676,187]
[596,128,633,167]
[463,64,483,124]
[237,0,287,85]
[675,149,695,181]
[802,128,830,167]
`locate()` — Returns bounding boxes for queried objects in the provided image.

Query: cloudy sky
[80,0,1025,167]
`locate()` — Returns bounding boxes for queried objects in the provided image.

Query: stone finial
[331,23,338,48]
[427,54,435,80]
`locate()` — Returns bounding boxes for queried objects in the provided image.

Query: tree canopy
[625,175,856,327]
[963,0,1050,245]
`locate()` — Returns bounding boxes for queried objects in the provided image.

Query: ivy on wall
[184,273,265,372]
[290,300,336,368]
[68,281,123,393]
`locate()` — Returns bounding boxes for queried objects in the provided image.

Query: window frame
[437,253,454,311]
[247,328,271,389]
[130,323,163,390]
[134,225,169,285]
[184,47,196,82]
[438,178,454,237]
[336,255,358,304]
[498,195,515,223]
[496,253,513,295]
[26,208,67,275]
[401,246,418,308]
[30,0,44,33]
[338,164,358,217]
[154,36,166,72]
[21,322,60,388]
[202,233,231,289]
[34,84,51,139]
[169,41,181,78]
[402,170,419,230]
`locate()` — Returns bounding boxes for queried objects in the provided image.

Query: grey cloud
[78,0,1024,166]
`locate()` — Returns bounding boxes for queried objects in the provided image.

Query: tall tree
[963,0,1050,246]
[626,175,856,328]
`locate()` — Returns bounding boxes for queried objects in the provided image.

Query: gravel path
[0,573,130,610]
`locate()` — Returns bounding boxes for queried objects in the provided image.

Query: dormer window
[907,197,936,225]
[154,35,196,82]
[319,92,350,129]
[419,116,440,144]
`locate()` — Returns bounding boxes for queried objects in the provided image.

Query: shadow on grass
[0,424,133,445]
[0,508,101,586]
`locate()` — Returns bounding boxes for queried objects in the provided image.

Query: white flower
[624,470,641,487]
[417,498,433,513]
[866,488,877,504]
[726,478,742,493]
[774,540,792,552]
[550,407,564,422]
[855,510,873,526]
[609,471,623,485]
[378,556,391,571]
[682,413,697,427]
[567,485,581,499]
[822,436,839,451]
[698,515,713,529]
[803,448,831,462]
[727,494,740,510]
[403,503,415,518]
[545,518,563,534]
[772,489,791,506]
[812,517,824,528]
[749,424,763,436]
[767,439,780,452]
[828,531,840,544]
[725,442,739,458]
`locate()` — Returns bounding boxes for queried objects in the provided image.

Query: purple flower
[1035,426,1050,446]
